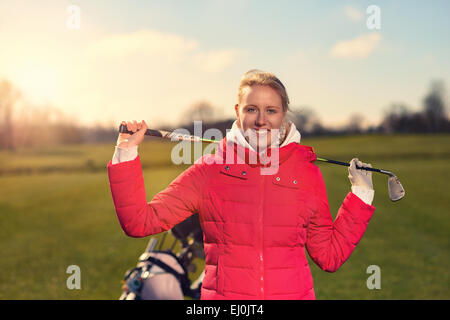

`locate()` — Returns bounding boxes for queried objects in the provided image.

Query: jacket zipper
[259,174,265,299]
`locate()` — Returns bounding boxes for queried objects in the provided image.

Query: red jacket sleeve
[107,155,203,238]
[305,165,375,272]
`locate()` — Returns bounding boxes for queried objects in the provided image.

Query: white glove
[348,158,375,205]
[348,157,373,190]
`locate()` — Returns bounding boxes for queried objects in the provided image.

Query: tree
[423,80,447,132]
[346,113,365,134]
[180,100,216,125]
[0,80,21,151]
[287,106,322,135]
[381,103,414,133]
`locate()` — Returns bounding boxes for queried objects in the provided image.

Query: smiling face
[235,84,287,150]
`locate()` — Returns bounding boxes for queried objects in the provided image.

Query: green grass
[0,133,448,299]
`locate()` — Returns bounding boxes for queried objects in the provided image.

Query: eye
[267,109,277,114]
[246,107,256,113]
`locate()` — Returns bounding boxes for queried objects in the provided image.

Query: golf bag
[119,214,205,300]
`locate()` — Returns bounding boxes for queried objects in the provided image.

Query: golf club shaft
[119,125,383,173]
[315,157,383,174]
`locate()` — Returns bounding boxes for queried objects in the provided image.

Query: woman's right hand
[116,120,148,149]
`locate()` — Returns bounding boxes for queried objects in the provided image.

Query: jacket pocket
[272,174,301,189]
[216,255,224,295]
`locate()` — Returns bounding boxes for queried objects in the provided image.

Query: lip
[252,130,270,136]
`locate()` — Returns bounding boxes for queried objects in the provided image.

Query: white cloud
[84,29,199,62]
[329,33,382,59]
[344,6,363,21]
[194,49,243,72]
[84,29,243,72]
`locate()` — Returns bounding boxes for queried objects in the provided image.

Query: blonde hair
[237,69,290,112]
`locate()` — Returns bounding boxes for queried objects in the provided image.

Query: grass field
[0,133,449,299]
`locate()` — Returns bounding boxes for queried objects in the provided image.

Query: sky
[0,0,449,129]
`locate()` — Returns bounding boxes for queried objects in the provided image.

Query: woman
[107,70,375,300]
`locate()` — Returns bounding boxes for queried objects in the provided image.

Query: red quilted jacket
[107,138,375,300]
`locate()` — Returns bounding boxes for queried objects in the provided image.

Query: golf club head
[388,175,405,201]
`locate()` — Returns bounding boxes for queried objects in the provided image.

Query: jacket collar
[214,137,317,168]
[226,120,302,151]
[217,120,316,168]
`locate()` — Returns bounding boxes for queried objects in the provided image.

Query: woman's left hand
[348,158,373,190]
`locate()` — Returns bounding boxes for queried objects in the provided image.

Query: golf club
[118,124,405,201]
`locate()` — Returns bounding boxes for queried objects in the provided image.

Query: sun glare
[14,66,62,104]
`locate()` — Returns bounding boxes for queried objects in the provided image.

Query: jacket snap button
[241,171,246,176]
[276,177,280,181]
[225,165,230,170]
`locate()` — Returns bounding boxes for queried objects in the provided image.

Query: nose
[255,111,266,127]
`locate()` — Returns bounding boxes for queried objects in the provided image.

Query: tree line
[171,79,450,139]
[0,79,448,151]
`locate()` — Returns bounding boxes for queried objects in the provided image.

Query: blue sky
[0,0,449,128]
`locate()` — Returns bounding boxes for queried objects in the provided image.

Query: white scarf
[226,120,301,152]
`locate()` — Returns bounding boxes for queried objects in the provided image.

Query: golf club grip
[118,124,200,142]
[321,158,381,173]
[119,124,163,137]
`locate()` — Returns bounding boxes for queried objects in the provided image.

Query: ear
[234,104,241,128]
